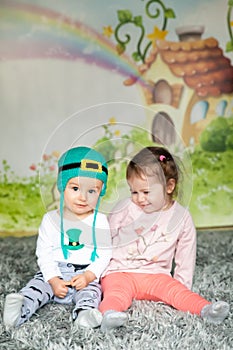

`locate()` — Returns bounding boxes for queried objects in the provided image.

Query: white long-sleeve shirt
[103,199,196,289]
[36,210,112,282]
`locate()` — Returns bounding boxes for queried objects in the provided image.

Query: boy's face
[127,174,168,213]
[63,176,103,219]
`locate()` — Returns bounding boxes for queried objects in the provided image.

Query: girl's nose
[137,192,146,203]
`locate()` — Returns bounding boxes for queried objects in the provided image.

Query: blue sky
[13,0,230,47]
[0,0,232,176]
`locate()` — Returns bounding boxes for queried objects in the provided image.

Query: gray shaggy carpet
[0,230,232,350]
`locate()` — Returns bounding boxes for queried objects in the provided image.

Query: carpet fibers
[0,230,232,350]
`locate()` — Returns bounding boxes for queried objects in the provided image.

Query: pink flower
[49,165,55,172]
[29,164,37,171]
[43,154,50,161]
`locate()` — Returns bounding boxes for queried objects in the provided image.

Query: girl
[99,146,229,331]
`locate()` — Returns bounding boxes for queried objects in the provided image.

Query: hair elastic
[159,155,166,162]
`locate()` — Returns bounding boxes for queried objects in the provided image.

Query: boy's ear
[166,178,176,194]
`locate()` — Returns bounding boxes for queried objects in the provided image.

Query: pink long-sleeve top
[103,198,196,290]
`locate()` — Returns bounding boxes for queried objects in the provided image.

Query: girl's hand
[70,270,96,290]
[48,276,70,298]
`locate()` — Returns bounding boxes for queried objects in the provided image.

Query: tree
[200,117,233,152]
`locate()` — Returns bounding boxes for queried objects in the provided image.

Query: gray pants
[17,262,101,326]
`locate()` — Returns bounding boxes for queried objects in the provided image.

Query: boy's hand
[70,270,96,290]
[48,276,71,298]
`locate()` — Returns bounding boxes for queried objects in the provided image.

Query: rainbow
[0,1,141,81]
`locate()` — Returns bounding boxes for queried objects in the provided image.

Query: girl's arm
[173,212,197,290]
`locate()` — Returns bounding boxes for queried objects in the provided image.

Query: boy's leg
[72,281,102,328]
[3,271,54,327]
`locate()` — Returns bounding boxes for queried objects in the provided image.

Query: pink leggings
[99,272,211,315]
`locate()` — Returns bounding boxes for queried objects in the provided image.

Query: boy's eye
[88,189,96,194]
[144,191,149,194]
[72,186,79,191]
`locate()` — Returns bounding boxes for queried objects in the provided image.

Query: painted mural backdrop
[0,0,233,235]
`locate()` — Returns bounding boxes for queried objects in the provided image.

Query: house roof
[124,37,233,98]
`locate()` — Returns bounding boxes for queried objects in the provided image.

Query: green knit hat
[57,146,108,195]
[57,146,108,261]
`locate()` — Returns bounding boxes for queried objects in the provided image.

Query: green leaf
[116,43,126,54]
[117,10,132,23]
[134,15,143,26]
[164,8,176,19]
[132,52,141,62]
[228,0,233,7]
[226,41,233,52]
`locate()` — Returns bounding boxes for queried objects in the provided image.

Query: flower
[52,151,60,158]
[29,164,37,171]
[49,165,56,172]
[114,130,121,137]
[109,117,116,125]
[43,154,50,161]
[103,25,113,38]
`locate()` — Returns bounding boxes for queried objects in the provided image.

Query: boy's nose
[78,191,87,201]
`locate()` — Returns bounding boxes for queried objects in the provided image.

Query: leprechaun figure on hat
[3,146,112,330]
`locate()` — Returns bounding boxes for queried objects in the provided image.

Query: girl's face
[63,176,103,220]
[127,173,174,213]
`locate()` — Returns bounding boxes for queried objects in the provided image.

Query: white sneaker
[3,293,24,328]
[101,310,128,332]
[73,308,103,329]
[201,301,229,324]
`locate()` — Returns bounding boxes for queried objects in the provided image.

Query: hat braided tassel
[90,198,100,262]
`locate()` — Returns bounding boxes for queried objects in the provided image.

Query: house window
[215,100,227,116]
[152,111,176,146]
[152,80,172,105]
[190,101,209,124]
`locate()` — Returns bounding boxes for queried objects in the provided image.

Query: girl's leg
[138,273,210,314]
[99,272,136,313]
[138,273,229,323]
[99,273,135,331]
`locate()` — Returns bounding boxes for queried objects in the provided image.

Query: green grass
[0,147,232,235]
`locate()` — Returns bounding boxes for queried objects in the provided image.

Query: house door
[152,111,176,146]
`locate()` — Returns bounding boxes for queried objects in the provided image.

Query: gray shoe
[73,308,103,329]
[201,301,229,324]
[101,310,127,332]
[3,293,24,329]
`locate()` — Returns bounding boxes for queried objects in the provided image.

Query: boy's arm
[36,214,62,282]
[70,270,96,290]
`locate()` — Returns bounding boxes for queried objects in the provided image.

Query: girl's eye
[73,186,79,191]
[144,191,149,195]
[88,189,96,194]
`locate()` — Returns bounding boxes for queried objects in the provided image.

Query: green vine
[112,0,175,64]
[226,0,233,52]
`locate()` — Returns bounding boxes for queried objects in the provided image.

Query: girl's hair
[126,146,179,197]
